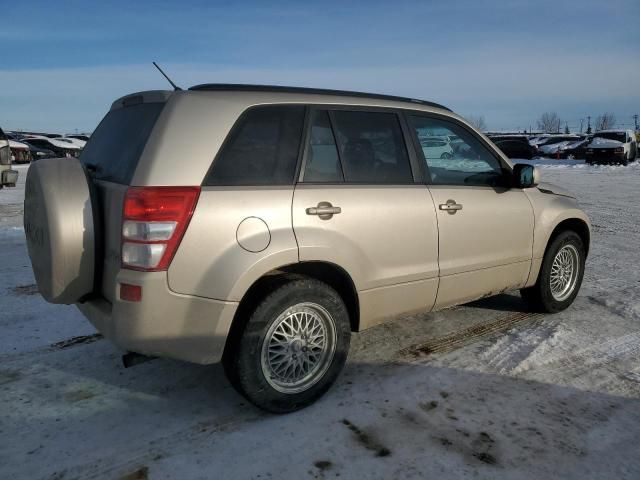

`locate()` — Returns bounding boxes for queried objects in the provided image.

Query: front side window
[206,105,305,186]
[409,115,506,186]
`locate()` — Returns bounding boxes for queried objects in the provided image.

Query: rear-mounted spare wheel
[24,157,98,304]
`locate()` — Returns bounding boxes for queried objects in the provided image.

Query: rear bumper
[77,270,238,364]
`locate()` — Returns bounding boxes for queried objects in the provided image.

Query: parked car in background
[419,136,454,158]
[21,136,82,158]
[24,84,591,413]
[536,135,582,157]
[60,136,87,149]
[27,143,57,161]
[9,140,31,164]
[556,138,590,159]
[492,138,536,159]
[585,130,637,165]
[66,134,90,142]
[0,127,19,188]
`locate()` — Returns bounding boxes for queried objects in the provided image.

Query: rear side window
[81,102,165,184]
[205,105,305,186]
[329,110,412,183]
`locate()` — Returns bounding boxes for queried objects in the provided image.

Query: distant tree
[467,115,487,131]
[564,122,570,134]
[595,113,616,131]
[537,112,562,133]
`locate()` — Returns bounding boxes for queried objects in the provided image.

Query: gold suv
[24,85,590,412]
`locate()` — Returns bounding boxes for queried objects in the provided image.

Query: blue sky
[1,0,639,132]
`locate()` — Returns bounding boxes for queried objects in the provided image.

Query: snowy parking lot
[1,160,640,479]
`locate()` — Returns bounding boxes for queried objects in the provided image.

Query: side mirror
[512,163,540,188]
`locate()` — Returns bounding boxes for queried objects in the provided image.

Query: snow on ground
[1,161,640,479]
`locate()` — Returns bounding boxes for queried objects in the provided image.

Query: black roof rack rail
[188,83,451,112]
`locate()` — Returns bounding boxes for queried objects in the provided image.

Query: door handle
[306,201,341,219]
[439,199,463,214]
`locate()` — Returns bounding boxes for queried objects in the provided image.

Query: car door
[406,113,534,309]
[292,108,439,329]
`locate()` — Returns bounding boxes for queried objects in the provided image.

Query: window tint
[330,111,412,183]
[409,116,506,187]
[304,110,343,182]
[81,102,165,184]
[206,105,305,186]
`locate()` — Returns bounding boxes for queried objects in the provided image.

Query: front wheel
[521,231,585,313]
[223,277,351,413]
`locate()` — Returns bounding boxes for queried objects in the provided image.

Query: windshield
[593,132,626,143]
[80,102,165,184]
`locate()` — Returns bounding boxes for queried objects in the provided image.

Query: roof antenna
[152,62,182,91]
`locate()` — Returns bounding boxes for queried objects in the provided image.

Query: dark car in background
[493,138,536,159]
[27,143,57,161]
[21,137,82,158]
[488,135,537,159]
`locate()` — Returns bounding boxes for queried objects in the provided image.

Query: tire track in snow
[0,333,104,363]
[397,311,545,360]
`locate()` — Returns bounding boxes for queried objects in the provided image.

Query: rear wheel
[223,277,351,413]
[521,231,585,313]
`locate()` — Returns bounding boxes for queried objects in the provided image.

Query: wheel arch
[222,261,360,362]
[547,217,591,257]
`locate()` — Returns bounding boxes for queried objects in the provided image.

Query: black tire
[223,277,351,413]
[521,230,585,313]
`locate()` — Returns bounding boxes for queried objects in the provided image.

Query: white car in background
[9,140,31,163]
[419,136,454,159]
[539,140,572,156]
[586,130,637,165]
[0,127,18,188]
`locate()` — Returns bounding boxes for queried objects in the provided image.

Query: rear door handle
[306,201,341,219]
[439,199,463,214]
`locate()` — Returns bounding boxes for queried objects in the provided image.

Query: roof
[188,83,452,112]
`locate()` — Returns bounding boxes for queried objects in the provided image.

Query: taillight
[122,186,200,271]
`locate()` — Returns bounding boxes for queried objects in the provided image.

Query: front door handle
[439,199,463,214]
[306,201,341,220]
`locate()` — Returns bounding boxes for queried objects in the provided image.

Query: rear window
[205,105,305,186]
[80,102,165,184]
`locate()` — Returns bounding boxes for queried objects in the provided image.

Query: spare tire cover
[24,157,96,304]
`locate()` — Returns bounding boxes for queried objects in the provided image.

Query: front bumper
[77,270,238,364]
[585,150,626,162]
